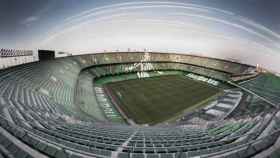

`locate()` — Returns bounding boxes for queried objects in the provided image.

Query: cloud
[239,16,280,40]
[37,1,280,72]
[21,16,39,25]
[41,2,236,47]
[64,1,235,23]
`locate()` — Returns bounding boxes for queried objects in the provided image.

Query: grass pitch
[105,75,220,125]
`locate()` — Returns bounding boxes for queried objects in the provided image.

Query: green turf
[105,75,220,125]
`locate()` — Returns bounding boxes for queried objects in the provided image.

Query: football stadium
[1,1,280,158]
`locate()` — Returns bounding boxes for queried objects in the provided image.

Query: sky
[1,0,280,71]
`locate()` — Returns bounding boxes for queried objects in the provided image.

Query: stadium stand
[1,52,280,158]
[240,73,280,105]
[87,62,230,81]
[203,90,243,120]
[0,48,35,69]
[75,71,107,121]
